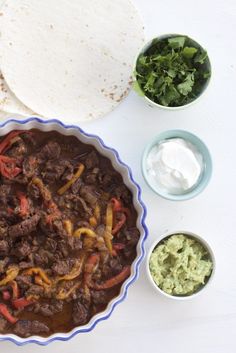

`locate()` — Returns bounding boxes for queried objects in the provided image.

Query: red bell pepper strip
[2,290,11,301]
[12,297,34,309]
[0,130,28,154]
[7,207,14,215]
[93,266,130,290]
[110,198,129,235]
[84,253,100,286]
[113,243,125,251]
[0,303,18,324]
[112,213,127,235]
[110,198,122,212]
[111,249,118,257]
[17,192,29,218]
[0,155,21,179]
[110,198,130,216]
[111,244,125,257]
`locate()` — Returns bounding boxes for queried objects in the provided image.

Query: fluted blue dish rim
[0,116,148,346]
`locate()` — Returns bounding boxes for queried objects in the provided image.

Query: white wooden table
[1,0,236,351]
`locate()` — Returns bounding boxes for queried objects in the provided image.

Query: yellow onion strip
[34,275,51,289]
[24,267,52,286]
[55,256,85,284]
[104,202,113,254]
[83,236,95,250]
[89,216,97,228]
[89,204,101,227]
[73,227,97,239]
[63,219,73,236]
[26,294,40,301]
[57,164,85,195]
[0,266,19,286]
[31,177,51,202]
[56,281,81,300]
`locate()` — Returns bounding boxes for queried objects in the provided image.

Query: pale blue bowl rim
[142,129,213,201]
[0,116,148,346]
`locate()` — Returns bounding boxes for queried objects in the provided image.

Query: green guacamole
[149,234,213,296]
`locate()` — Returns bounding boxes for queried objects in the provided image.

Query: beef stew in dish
[0,130,139,337]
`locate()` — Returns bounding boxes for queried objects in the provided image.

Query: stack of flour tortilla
[0,0,144,122]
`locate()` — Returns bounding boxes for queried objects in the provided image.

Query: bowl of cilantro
[133,34,211,109]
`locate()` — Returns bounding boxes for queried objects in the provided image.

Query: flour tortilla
[0,0,144,122]
[0,0,33,117]
[0,74,34,116]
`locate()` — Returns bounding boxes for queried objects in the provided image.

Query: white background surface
[1,0,236,352]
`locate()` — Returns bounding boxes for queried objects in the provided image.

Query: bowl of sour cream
[142,130,212,200]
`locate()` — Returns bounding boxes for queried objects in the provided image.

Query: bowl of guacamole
[147,231,215,299]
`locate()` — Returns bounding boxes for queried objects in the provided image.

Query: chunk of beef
[12,241,31,259]
[57,240,71,258]
[101,257,122,278]
[114,185,131,204]
[0,317,7,332]
[0,239,9,255]
[8,214,40,238]
[16,275,33,290]
[33,249,54,267]
[42,160,71,184]
[0,220,8,238]
[79,185,100,207]
[63,194,92,217]
[84,167,99,185]
[72,300,88,326]
[75,287,91,307]
[66,236,83,252]
[7,138,27,159]
[12,175,29,185]
[76,220,91,228]
[96,224,105,237]
[27,181,41,199]
[52,219,67,237]
[0,210,16,223]
[23,156,38,178]
[61,162,75,181]
[40,216,66,238]
[0,258,9,274]
[98,170,119,188]
[0,185,11,205]
[25,285,44,298]
[18,260,34,270]
[13,320,49,337]
[123,228,139,241]
[52,259,74,276]
[32,234,46,247]
[37,141,61,161]
[71,178,82,194]
[44,238,57,252]
[91,290,108,305]
[84,151,99,169]
[33,300,63,317]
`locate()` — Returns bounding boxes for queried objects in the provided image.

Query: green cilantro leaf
[177,73,194,96]
[182,47,198,59]
[168,36,186,49]
[194,50,208,64]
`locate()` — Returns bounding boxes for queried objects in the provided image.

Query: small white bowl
[133,34,212,110]
[146,230,216,300]
[142,130,213,201]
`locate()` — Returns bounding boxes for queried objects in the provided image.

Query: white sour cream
[146,138,203,195]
